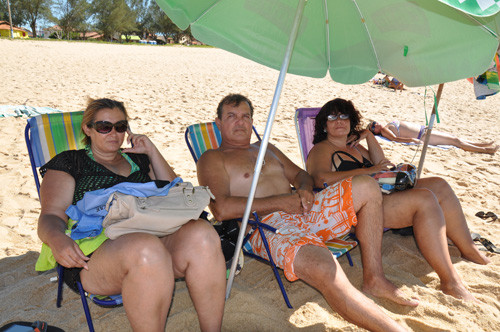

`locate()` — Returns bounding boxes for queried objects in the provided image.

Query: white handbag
[102,182,214,240]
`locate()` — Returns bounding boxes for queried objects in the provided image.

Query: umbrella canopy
[155,0,500,300]
[156,0,499,87]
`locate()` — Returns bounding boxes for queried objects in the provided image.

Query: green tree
[54,0,90,40]
[92,0,136,41]
[12,0,53,38]
[1,0,29,26]
[148,1,194,43]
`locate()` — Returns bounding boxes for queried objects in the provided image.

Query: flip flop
[471,233,500,254]
[475,211,498,221]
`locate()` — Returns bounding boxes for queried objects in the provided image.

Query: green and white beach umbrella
[155,0,500,299]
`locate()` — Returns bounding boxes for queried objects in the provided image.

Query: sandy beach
[0,38,499,331]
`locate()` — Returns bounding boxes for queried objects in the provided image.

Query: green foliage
[92,0,137,41]
[54,0,90,39]
[11,0,53,37]
[147,1,192,43]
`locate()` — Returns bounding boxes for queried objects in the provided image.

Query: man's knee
[294,245,339,283]
[351,175,382,208]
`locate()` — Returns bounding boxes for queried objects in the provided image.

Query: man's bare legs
[383,189,476,301]
[351,175,418,306]
[416,177,490,265]
[80,219,225,332]
[294,245,408,332]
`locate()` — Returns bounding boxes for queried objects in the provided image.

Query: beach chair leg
[56,265,64,308]
[76,281,95,332]
[257,225,293,309]
[346,252,354,267]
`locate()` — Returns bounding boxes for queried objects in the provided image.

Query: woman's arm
[38,170,90,269]
[348,129,386,164]
[123,130,177,181]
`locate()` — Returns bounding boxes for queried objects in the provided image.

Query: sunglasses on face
[88,120,128,134]
[327,113,349,121]
[370,122,377,132]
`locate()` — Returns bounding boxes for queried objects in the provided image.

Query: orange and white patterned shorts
[247,178,357,281]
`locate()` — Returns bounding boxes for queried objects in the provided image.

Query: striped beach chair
[185,121,357,308]
[25,111,122,332]
[25,111,85,197]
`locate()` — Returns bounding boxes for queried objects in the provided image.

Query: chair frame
[25,112,121,332]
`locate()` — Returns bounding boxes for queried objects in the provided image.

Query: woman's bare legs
[161,219,226,332]
[415,178,491,265]
[424,130,498,154]
[382,189,476,301]
[80,219,226,332]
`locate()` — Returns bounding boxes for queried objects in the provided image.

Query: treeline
[0,0,192,42]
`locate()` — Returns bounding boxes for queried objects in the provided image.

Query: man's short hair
[217,94,254,119]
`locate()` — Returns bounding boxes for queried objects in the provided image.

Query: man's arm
[197,149,307,221]
[266,143,315,213]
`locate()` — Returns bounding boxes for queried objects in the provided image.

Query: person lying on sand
[307,98,490,302]
[36,98,226,332]
[368,120,498,154]
[198,93,414,332]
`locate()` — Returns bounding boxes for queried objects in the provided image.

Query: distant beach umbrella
[155,0,500,299]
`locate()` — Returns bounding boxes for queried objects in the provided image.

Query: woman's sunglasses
[88,120,128,134]
[327,113,349,121]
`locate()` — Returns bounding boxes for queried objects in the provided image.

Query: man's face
[216,102,253,144]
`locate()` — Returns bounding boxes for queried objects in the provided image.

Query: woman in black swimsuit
[306,98,490,302]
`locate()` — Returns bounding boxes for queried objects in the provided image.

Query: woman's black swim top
[331,150,374,171]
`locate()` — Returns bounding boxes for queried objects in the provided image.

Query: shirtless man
[197,94,414,332]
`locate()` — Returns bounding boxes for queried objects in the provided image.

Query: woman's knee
[121,233,172,269]
[178,219,222,254]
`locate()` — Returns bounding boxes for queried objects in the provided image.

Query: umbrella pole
[226,0,307,300]
[416,83,444,178]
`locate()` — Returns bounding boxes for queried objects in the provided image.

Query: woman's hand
[347,129,371,147]
[122,129,156,156]
[369,158,394,173]
[50,234,89,270]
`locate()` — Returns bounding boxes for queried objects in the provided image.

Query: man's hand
[296,188,315,214]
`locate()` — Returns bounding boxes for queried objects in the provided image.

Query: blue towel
[66,177,183,240]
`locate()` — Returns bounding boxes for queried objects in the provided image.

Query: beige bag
[102,182,214,240]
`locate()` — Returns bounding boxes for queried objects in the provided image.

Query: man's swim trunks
[247,178,357,281]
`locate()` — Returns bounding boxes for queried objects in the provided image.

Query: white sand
[0,39,499,331]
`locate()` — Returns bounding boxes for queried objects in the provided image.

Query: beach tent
[155,0,500,298]
[0,21,28,38]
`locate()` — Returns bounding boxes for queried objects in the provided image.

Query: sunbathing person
[198,93,414,332]
[307,98,491,301]
[368,119,498,154]
[36,98,225,332]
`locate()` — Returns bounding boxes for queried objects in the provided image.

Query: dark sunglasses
[370,121,377,132]
[88,120,128,134]
[327,113,349,121]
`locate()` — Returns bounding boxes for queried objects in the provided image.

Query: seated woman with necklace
[35,98,225,331]
[306,98,491,302]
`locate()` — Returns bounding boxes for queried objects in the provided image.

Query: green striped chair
[25,111,122,332]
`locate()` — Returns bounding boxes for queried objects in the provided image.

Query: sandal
[475,211,498,221]
[471,233,500,254]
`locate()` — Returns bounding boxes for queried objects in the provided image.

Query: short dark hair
[216,94,254,119]
[312,98,363,145]
[82,98,128,145]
